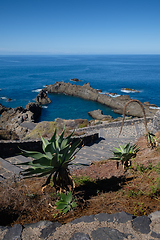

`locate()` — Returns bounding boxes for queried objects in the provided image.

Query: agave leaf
[45,142,57,156]
[20,167,51,177]
[31,157,52,166]
[112,151,122,157]
[59,127,65,142]
[60,139,70,150]
[125,142,130,152]
[119,144,125,153]
[113,147,121,152]
[40,135,50,153]
[63,140,81,163]
[49,129,57,143]
[19,148,46,160]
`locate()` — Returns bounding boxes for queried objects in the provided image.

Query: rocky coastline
[44,81,158,118]
[0,81,159,140]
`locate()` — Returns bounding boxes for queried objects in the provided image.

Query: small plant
[145,132,158,149]
[150,178,160,196]
[17,128,86,192]
[135,162,153,173]
[110,142,140,170]
[55,191,77,214]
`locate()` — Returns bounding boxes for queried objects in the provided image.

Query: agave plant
[110,142,140,170]
[17,128,85,192]
[145,131,158,149]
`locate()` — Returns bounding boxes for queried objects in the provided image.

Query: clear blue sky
[1,0,160,55]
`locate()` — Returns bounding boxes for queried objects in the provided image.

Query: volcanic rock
[26,102,41,121]
[0,129,19,140]
[44,82,158,118]
[88,109,113,121]
[0,103,11,114]
[70,78,82,82]
[36,90,52,105]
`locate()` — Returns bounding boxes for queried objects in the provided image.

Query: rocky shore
[44,82,158,118]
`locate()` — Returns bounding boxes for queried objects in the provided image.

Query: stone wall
[0,133,98,158]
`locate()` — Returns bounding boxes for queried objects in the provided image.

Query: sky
[1,0,160,55]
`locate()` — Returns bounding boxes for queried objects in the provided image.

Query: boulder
[36,90,52,105]
[88,109,113,121]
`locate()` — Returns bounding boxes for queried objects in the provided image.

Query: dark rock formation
[44,82,157,118]
[70,78,82,82]
[0,103,11,114]
[88,109,113,121]
[26,102,41,121]
[0,104,41,139]
[36,90,52,105]
[122,88,139,93]
[0,129,19,140]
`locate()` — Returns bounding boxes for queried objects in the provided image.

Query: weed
[72,175,93,186]
[133,202,146,216]
[55,191,77,214]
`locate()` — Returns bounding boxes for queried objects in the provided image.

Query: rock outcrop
[88,109,113,121]
[24,118,90,140]
[36,90,52,105]
[70,78,82,82]
[0,103,11,114]
[0,103,41,139]
[0,129,19,140]
[44,82,157,118]
[26,102,41,121]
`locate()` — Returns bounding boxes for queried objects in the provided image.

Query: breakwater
[44,82,157,118]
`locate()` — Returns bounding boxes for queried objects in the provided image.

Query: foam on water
[32,89,42,93]
[121,89,138,93]
[149,106,160,110]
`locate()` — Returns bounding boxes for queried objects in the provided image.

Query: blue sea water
[0,55,160,122]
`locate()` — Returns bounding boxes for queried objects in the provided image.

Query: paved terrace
[0,118,153,181]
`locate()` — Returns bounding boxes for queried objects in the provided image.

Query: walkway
[0,120,152,181]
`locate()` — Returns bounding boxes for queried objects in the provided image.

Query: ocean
[0,55,160,122]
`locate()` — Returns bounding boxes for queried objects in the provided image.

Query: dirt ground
[0,131,160,227]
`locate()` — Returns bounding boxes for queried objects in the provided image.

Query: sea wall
[44,82,157,118]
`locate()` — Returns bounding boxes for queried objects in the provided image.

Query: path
[0,121,152,181]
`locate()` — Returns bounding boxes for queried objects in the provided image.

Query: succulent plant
[111,142,140,170]
[17,128,85,192]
